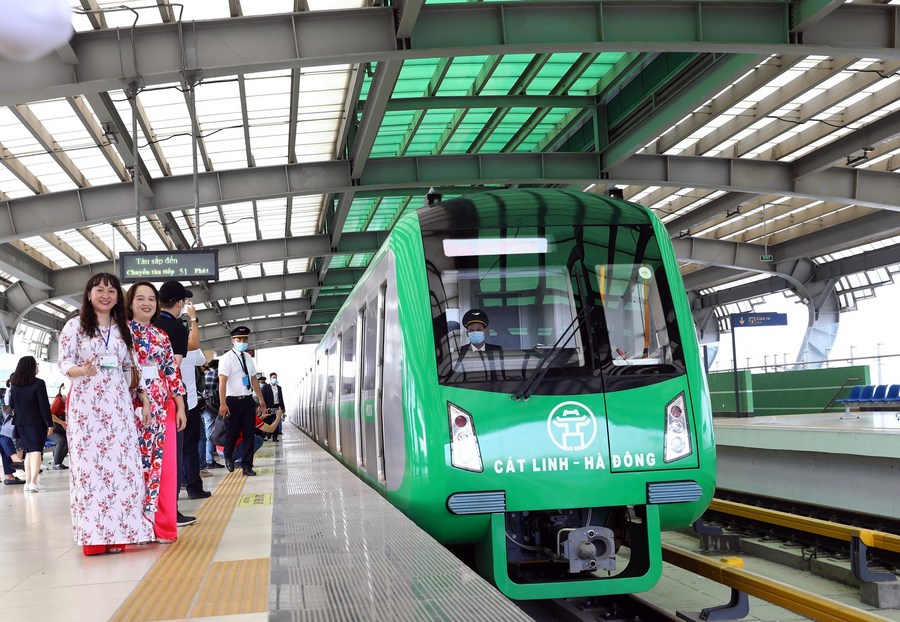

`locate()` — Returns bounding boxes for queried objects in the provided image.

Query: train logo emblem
[547,401,597,451]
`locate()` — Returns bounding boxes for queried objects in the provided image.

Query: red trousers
[153,399,178,541]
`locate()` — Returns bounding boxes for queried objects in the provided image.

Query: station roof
[1,0,899,356]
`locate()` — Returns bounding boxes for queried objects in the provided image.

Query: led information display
[119,250,219,283]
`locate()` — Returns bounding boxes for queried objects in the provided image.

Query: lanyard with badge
[98,323,119,370]
[234,350,251,389]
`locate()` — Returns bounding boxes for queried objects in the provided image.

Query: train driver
[457,309,505,381]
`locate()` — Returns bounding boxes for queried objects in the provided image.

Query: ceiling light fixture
[102,122,119,145]
[846,146,874,166]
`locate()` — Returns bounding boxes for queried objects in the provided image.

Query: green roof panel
[361,50,626,160]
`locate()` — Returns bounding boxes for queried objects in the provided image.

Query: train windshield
[424,224,686,394]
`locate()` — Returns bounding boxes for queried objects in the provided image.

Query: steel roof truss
[6,4,900,108]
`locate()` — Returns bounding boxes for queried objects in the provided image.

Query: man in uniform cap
[457,308,505,381]
[217,326,267,475]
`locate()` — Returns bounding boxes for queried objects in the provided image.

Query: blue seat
[872,385,888,402]
[886,385,900,403]
[838,385,862,404]
[856,385,876,403]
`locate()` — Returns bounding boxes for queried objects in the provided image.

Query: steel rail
[708,498,900,554]
[662,543,892,622]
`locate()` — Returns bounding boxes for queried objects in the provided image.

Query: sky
[708,278,900,384]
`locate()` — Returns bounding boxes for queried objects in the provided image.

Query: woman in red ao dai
[126,281,187,543]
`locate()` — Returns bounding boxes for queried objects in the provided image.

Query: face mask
[271,379,278,385]
[468,331,485,346]
[233,342,249,353]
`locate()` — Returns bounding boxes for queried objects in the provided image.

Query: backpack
[204,381,220,416]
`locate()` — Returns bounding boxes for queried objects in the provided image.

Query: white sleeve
[185,349,205,367]
[218,354,234,379]
[0,0,73,62]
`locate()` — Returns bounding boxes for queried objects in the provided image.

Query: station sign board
[119,250,219,283]
[731,312,788,327]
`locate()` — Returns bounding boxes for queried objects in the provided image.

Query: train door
[324,339,338,448]
[355,307,366,469]
[315,352,326,441]
[340,321,357,461]
[304,369,311,430]
[361,289,384,481]
[375,282,387,484]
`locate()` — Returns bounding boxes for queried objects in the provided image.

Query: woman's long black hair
[79,272,133,350]
[10,355,37,387]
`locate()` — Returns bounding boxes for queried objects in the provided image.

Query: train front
[406,190,715,600]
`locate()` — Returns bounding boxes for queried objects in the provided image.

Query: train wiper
[513,305,592,401]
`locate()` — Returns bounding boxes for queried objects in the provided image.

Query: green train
[290,189,715,600]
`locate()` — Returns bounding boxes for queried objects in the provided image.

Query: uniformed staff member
[217,326,267,476]
[457,308,505,381]
[261,372,284,442]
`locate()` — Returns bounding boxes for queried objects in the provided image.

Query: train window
[363,299,378,393]
[442,266,584,381]
[341,324,356,398]
[599,263,674,367]
[424,223,686,394]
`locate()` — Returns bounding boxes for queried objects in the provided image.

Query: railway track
[515,594,682,621]
[708,490,900,573]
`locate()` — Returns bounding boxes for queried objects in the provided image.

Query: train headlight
[664,393,692,463]
[448,403,483,472]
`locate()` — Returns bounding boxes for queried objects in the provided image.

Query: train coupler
[557,526,616,573]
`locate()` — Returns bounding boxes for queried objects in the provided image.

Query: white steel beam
[1,153,898,246]
[3,4,900,107]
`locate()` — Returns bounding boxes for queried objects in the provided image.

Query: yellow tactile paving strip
[190,558,270,617]
[109,470,251,622]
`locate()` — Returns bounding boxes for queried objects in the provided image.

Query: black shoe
[224,457,235,472]
[3,478,24,485]
[272,436,280,442]
[242,468,257,476]
[187,490,211,500]
[52,464,68,470]
[176,512,197,527]
[206,461,224,469]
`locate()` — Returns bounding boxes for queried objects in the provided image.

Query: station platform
[3,419,898,621]
[0,426,529,622]
[714,412,900,520]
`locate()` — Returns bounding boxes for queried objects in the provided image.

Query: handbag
[209,414,229,447]
[128,350,140,390]
[0,414,15,439]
